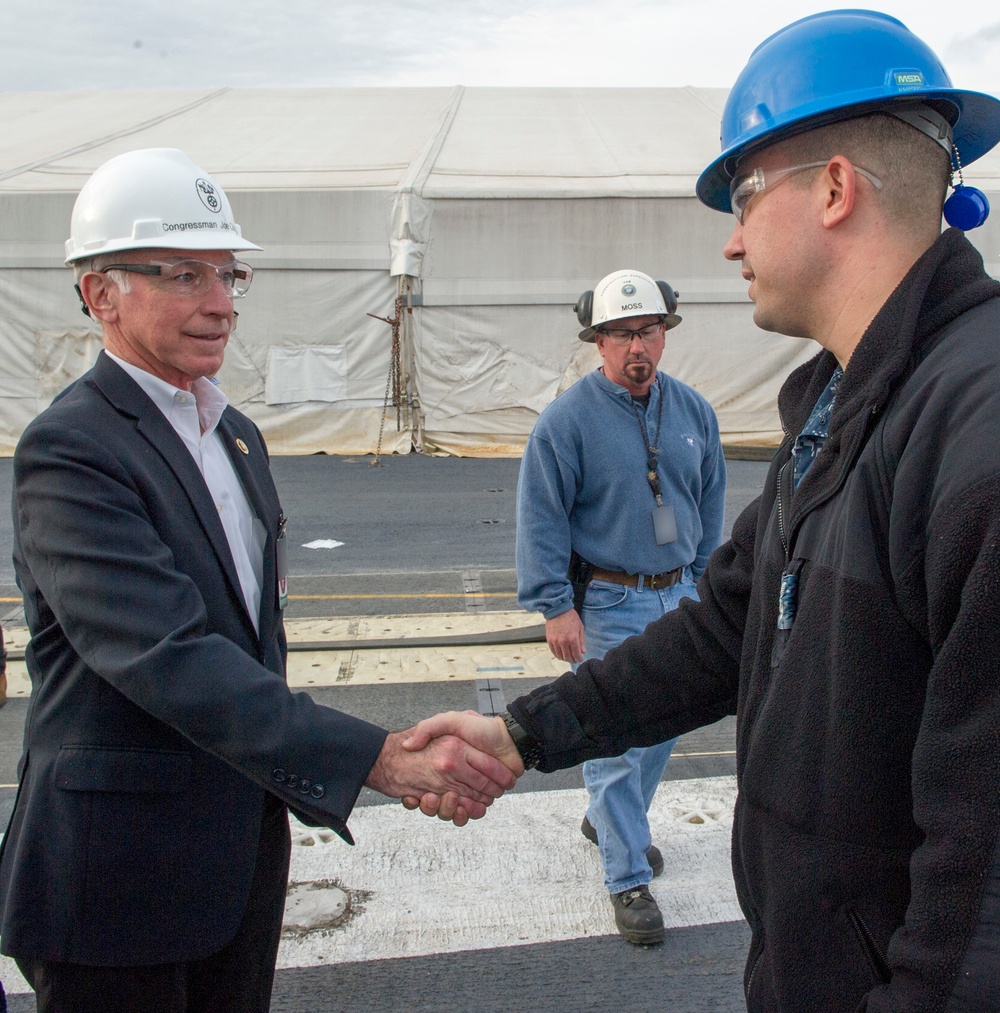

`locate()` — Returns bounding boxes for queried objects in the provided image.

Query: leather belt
[590,566,683,590]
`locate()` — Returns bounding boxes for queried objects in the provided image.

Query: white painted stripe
[0,954,24,995]
[279,777,740,969]
[0,777,740,996]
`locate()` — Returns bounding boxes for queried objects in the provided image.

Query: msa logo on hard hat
[195,179,222,214]
[894,71,925,87]
[622,284,636,296]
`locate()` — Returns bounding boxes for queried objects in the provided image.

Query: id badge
[276,515,289,610]
[652,504,677,545]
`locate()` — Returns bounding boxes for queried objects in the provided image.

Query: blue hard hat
[697,9,1000,213]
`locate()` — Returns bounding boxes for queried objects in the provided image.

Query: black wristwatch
[500,710,543,770]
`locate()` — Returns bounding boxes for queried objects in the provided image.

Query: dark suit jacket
[0,352,386,965]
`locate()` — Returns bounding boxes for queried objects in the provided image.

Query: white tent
[3,86,1000,456]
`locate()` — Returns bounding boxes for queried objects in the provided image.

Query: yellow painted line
[673,750,736,758]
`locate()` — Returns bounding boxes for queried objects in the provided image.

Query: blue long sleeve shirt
[516,368,726,620]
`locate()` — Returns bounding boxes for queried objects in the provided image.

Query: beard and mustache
[623,356,654,381]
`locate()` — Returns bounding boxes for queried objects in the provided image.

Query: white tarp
[2,86,1000,456]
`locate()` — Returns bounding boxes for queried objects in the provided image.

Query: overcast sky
[2,0,999,94]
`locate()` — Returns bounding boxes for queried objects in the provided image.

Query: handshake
[364,711,527,827]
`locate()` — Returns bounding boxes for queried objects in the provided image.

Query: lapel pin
[236,438,250,455]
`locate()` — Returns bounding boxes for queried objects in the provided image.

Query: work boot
[581,816,664,877]
[612,885,665,945]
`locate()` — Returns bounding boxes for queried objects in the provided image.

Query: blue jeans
[577,573,700,894]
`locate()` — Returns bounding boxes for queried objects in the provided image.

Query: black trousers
[16,795,291,1013]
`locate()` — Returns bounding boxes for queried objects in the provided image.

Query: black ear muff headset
[573,289,595,329]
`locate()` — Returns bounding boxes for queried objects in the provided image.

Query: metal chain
[951,144,965,188]
[367,296,405,466]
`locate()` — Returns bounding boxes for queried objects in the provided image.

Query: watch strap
[501,710,543,770]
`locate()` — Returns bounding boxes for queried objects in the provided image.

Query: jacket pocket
[845,905,892,984]
[55,745,192,794]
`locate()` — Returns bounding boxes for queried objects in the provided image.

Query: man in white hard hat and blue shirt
[407,9,1000,1008]
[515,270,726,943]
[0,148,516,1013]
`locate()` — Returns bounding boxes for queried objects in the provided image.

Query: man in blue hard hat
[404,10,1000,1009]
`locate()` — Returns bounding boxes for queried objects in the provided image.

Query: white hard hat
[573,269,681,342]
[64,148,261,264]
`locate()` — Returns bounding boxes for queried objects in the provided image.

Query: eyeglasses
[597,323,664,345]
[99,259,254,298]
[729,161,884,225]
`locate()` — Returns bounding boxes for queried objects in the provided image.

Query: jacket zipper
[775,458,791,557]
[846,907,892,984]
[745,933,765,1002]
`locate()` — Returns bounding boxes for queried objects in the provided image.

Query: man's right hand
[399,712,526,822]
[365,722,519,826]
[545,609,586,663]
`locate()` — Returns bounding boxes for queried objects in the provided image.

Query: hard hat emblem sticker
[195,179,222,214]
[622,284,636,296]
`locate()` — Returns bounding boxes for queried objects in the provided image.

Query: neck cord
[630,378,665,506]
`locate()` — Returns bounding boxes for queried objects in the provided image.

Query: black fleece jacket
[510,229,1000,1012]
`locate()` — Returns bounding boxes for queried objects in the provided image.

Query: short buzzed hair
[773,111,952,236]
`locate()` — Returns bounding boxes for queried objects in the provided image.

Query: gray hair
[73,253,132,294]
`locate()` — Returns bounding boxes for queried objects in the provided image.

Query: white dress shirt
[105,352,266,632]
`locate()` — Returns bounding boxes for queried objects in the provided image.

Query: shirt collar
[104,351,230,436]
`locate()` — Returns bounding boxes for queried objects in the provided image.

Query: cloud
[2,0,998,93]
[1,0,543,89]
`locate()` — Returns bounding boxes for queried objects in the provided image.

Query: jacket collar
[777,228,1000,533]
[779,229,1000,442]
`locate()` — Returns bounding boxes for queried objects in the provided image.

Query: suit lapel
[216,410,282,647]
[90,354,255,639]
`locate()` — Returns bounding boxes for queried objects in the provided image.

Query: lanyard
[631,380,665,506]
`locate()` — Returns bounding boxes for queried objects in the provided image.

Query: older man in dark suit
[0,148,517,1013]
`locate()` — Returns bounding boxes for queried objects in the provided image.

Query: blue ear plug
[943,184,990,230]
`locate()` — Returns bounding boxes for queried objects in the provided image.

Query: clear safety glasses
[729,161,884,225]
[99,259,254,299]
[597,323,665,345]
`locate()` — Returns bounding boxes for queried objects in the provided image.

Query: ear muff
[574,290,594,327]
[656,281,678,317]
[656,280,683,331]
[943,184,990,230]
